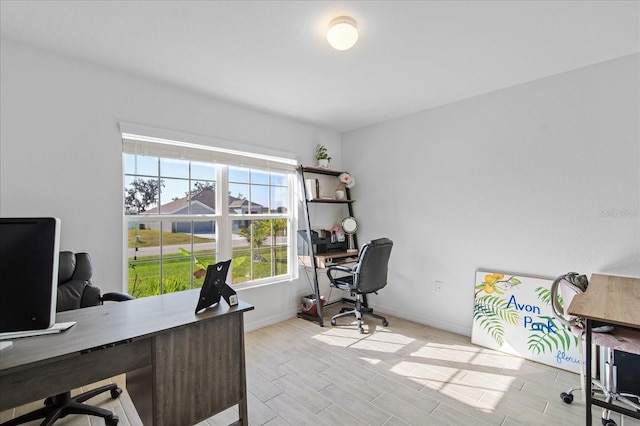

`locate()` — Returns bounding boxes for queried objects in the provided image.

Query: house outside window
[122,133,297,298]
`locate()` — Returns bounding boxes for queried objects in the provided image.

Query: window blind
[121,125,298,173]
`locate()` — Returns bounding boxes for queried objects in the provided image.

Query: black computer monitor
[0,217,60,333]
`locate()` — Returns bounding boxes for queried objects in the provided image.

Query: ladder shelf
[297,165,358,326]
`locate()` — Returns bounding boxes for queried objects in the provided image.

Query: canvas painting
[472,271,582,373]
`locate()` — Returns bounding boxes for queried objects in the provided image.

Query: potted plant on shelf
[315,144,332,168]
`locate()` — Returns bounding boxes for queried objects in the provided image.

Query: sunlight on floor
[310,314,525,412]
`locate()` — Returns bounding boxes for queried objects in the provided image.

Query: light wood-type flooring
[2,302,639,425]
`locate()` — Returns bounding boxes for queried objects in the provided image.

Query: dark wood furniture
[0,289,254,426]
[568,274,640,425]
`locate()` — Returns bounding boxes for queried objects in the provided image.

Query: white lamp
[327,16,358,51]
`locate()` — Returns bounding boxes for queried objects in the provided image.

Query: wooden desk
[300,251,359,269]
[0,290,254,426]
[568,273,640,425]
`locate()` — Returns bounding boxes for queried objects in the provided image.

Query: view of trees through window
[124,152,291,298]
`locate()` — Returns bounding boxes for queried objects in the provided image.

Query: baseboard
[366,303,472,337]
[243,302,472,337]
[244,309,297,332]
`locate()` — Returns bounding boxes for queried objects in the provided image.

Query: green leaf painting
[530,288,579,354]
[474,294,520,346]
[472,271,582,373]
[535,286,551,305]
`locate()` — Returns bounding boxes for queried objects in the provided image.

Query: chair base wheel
[330,319,336,326]
[560,392,574,404]
[110,388,122,399]
[358,327,364,334]
[602,418,616,426]
[382,320,389,327]
[106,415,119,426]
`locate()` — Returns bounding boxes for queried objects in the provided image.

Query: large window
[123,134,296,298]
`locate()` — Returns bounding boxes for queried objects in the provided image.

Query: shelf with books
[297,165,358,327]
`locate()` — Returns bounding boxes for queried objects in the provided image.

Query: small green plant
[315,144,332,161]
[178,247,209,278]
[128,263,144,298]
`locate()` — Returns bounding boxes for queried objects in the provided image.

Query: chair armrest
[102,292,135,302]
[326,264,354,282]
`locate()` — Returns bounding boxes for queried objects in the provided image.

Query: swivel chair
[326,238,393,334]
[550,273,640,426]
[4,251,134,426]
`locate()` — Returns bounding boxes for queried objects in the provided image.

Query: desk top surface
[567,273,640,328]
[0,290,253,372]
[314,251,357,259]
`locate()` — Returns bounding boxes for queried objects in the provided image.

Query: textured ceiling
[1,1,638,132]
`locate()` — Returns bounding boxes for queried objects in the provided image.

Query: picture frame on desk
[195,260,238,314]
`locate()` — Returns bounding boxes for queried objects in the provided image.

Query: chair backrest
[57,251,101,312]
[353,238,393,294]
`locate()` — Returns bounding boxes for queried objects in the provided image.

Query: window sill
[233,275,293,291]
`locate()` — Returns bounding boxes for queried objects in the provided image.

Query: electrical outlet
[435,280,444,293]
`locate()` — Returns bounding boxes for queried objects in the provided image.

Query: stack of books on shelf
[305,179,320,200]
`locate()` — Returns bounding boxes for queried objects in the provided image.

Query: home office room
[1,1,638,425]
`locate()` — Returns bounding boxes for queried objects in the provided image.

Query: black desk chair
[5,252,134,426]
[326,238,393,334]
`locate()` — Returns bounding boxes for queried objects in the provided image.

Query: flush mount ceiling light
[327,16,358,51]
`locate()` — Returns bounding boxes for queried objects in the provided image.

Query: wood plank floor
[2,302,639,425]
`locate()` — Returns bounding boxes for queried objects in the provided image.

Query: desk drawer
[153,313,244,425]
[0,338,151,410]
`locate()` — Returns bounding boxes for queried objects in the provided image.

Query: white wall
[342,54,640,336]
[0,39,342,330]
[3,39,638,336]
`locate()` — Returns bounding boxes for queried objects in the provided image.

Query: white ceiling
[1,1,638,132]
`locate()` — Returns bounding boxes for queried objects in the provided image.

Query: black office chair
[4,252,134,426]
[326,238,393,334]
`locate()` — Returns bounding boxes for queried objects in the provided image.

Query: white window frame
[121,123,299,291]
